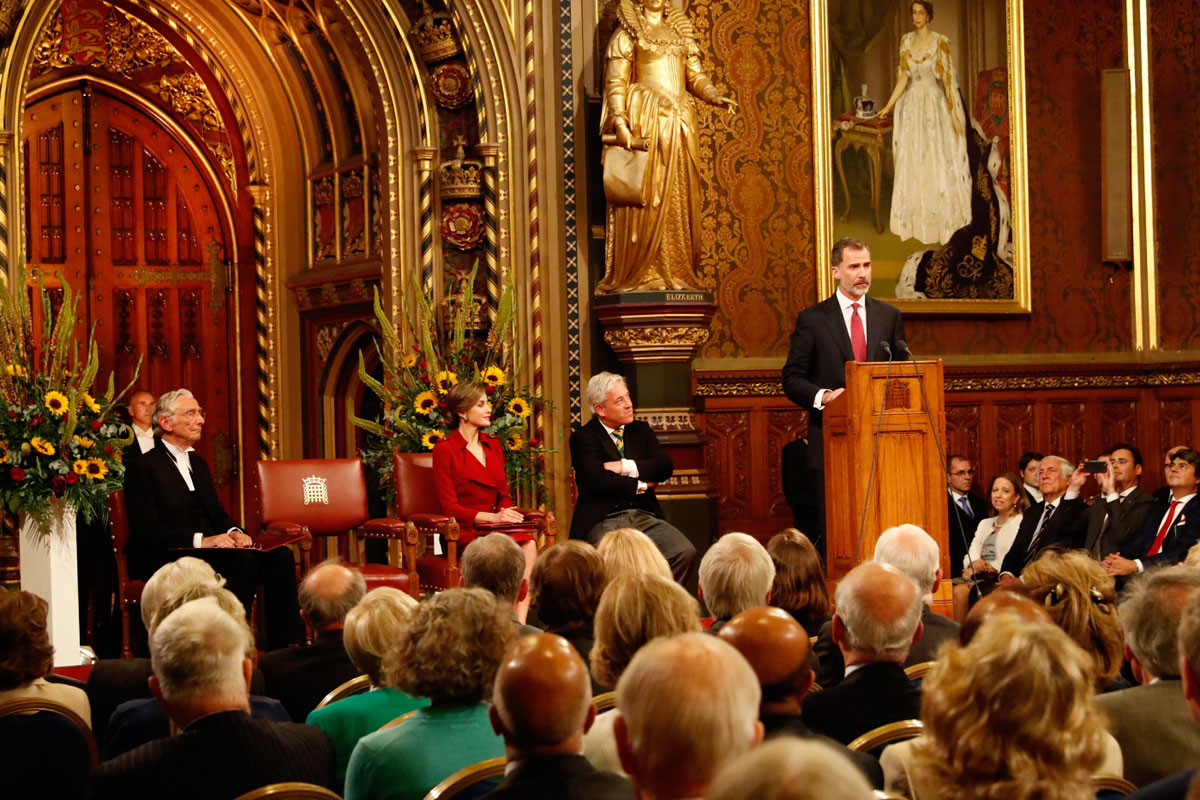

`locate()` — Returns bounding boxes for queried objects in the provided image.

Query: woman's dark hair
[531,540,609,634]
[442,380,487,428]
[0,590,54,689]
[766,529,831,626]
[913,0,934,21]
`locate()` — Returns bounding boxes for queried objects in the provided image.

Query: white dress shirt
[1136,491,1197,573]
[814,290,868,410]
[163,439,195,491]
[132,423,156,454]
[599,420,645,493]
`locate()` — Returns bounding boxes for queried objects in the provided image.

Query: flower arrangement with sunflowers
[0,269,136,531]
[351,264,554,507]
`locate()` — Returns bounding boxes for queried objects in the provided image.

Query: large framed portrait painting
[811,0,1030,314]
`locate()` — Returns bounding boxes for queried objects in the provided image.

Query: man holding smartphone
[1083,444,1156,561]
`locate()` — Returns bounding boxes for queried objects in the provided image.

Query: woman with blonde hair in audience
[584,572,702,773]
[0,589,91,726]
[596,526,673,584]
[880,614,1122,799]
[307,587,428,791]
[1020,548,1127,690]
[766,528,832,637]
[344,588,514,800]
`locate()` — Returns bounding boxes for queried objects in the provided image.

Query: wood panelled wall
[697,364,1200,536]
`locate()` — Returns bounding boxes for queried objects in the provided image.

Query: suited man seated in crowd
[90,597,336,799]
[614,633,763,800]
[1084,443,1157,560]
[463,532,542,636]
[1154,445,1190,503]
[717,606,883,788]
[123,388,301,649]
[1125,588,1200,800]
[814,524,958,687]
[698,532,775,633]
[706,739,876,800]
[101,583,289,760]
[946,455,988,573]
[1097,566,1200,788]
[1106,449,1200,578]
[258,559,365,722]
[801,562,923,745]
[484,633,634,799]
[998,455,1089,581]
[569,372,697,587]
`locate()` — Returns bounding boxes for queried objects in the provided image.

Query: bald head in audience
[718,606,814,712]
[873,524,941,597]
[298,560,366,632]
[833,561,924,665]
[490,633,595,758]
[614,633,763,800]
[960,589,1051,644]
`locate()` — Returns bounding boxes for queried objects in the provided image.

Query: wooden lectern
[823,359,949,583]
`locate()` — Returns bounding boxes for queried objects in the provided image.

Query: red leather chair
[392,452,557,594]
[256,458,417,597]
[107,490,144,659]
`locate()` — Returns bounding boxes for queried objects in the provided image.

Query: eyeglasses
[176,408,206,420]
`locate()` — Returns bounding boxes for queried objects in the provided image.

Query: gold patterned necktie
[612,427,625,456]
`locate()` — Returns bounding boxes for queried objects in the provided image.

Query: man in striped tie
[1105,449,1200,577]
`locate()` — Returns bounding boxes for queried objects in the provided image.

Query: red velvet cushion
[353,562,411,593]
[416,554,452,592]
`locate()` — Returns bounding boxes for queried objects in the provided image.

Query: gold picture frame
[811,0,1030,315]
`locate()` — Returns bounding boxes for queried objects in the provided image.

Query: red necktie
[1147,499,1182,556]
[850,302,867,362]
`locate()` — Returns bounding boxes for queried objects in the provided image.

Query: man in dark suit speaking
[781,238,907,549]
[569,372,697,586]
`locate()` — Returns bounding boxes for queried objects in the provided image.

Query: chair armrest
[358,518,408,539]
[513,509,556,549]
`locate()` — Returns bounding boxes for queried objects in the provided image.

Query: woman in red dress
[432,381,536,621]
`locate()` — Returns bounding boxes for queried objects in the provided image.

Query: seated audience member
[596,526,673,584]
[1106,449,1200,578]
[1152,445,1190,504]
[259,560,365,721]
[1083,444,1156,560]
[954,472,1027,622]
[946,454,989,573]
[1019,451,1044,505]
[998,455,1089,579]
[90,598,336,799]
[86,557,225,738]
[613,633,762,800]
[123,389,301,648]
[959,588,1051,644]
[801,562,923,744]
[706,738,875,800]
[0,589,91,726]
[1097,566,1200,787]
[570,372,697,586]
[584,574,702,772]
[530,540,609,692]
[699,532,775,633]
[1021,549,1126,690]
[345,588,514,800]
[815,525,958,687]
[484,633,634,799]
[102,584,288,760]
[717,606,883,788]
[879,615,1122,798]
[307,587,428,790]
[766,529,832,637]
[462,532,541,636]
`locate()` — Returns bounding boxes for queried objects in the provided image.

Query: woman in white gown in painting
[878,0,972,245]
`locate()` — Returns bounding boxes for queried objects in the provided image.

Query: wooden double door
[23,83,241,508]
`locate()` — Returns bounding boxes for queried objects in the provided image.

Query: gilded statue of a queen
[599,0,736,294]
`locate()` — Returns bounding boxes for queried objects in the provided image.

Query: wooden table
[832,112,894,234]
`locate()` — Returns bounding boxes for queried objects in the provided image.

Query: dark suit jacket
[1084,486,1157,559]
[568,417,673,540]
[781,294,906,468]
[88,709,336,800]
[947,491,989,571]
[257,629,360,722]
[101,694,290,761]
[481,754,635,800]
[432,429,514,550]
[123,438,239,578]
[761,714,883,788]
[812,607,959,688]
[1120,494,1200,569]
[1126,768,1197,800]
[800,661,922,745]
[998,495,1088,576]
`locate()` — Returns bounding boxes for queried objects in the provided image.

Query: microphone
[881,340,893,360]
[895,339,911,360]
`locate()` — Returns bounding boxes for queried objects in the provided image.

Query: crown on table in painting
[302,475,330,505]
[439,137,484,200]
[413,2,459,63]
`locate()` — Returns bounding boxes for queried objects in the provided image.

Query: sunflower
[5,364,27,378]
[507,397,531,418]
[415,391,439,416]
[0,442,7,462]
[83,459,109,480]
[30,437,55,456]
[435,371,458,393]
[402,353,418,368]
[421,430,446,450]
[506,433,525,450]
[73,459,89,475]
[74,435,95,449]
[481,366,506,387]
[82,393,101,413]
[44,391,69,417]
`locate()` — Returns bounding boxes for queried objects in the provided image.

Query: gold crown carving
[439,137,484,200]
[413,2,459,63]
[301,474,330,505]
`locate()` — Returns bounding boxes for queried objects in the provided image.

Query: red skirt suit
[431,429,533,551]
